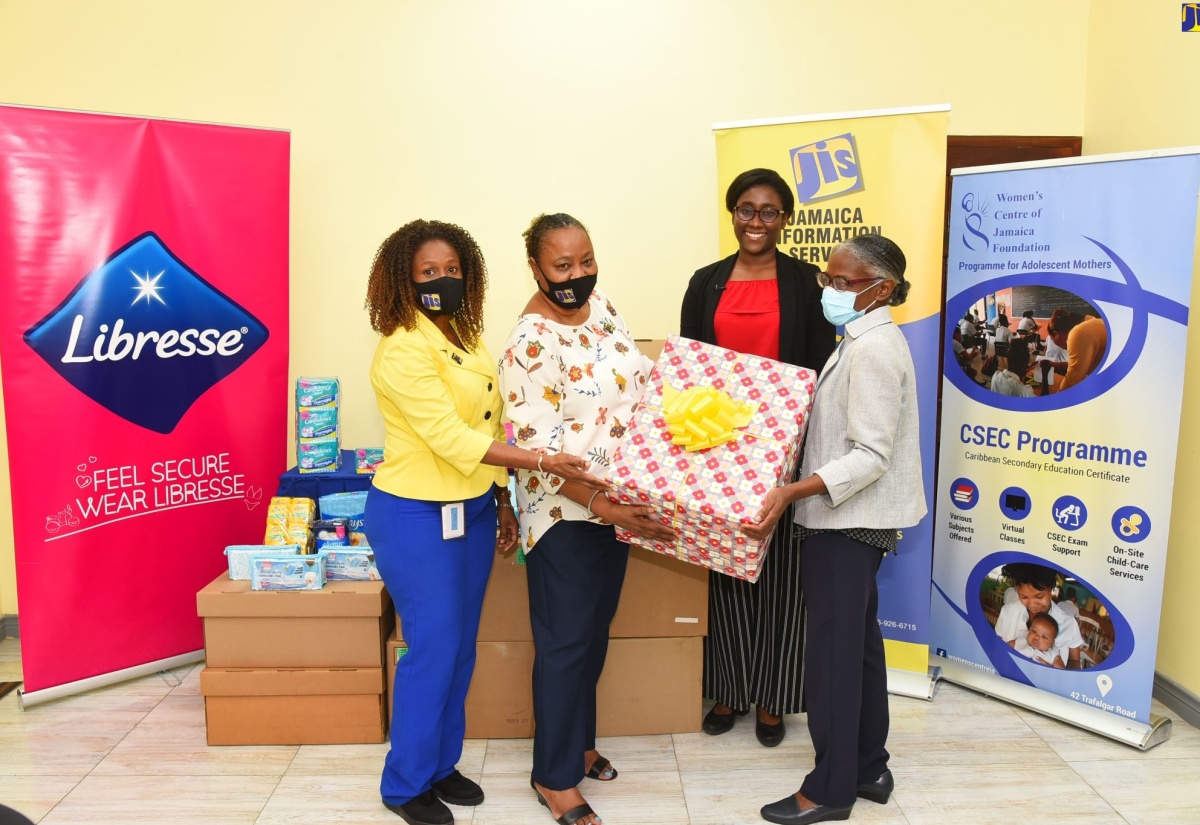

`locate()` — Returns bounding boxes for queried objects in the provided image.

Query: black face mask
[413,277,464,315]
[538,270,597,310]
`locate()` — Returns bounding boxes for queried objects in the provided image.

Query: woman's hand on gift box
[742,474,828,541]
[742,487,792,541]
[593,497,678,543]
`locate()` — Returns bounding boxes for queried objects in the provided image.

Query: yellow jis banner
[713,105,948,694]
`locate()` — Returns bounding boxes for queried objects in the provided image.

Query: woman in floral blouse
[499,213,676,825]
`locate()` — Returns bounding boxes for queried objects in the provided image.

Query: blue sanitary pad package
[319,491,368,545]
[225,544,301,581]
[322,547,380,581]
[251,555,326,590]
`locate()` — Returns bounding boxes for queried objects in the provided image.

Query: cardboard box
[635,338,668,361]
[608,335,816,582]
[464,641,537,739]
[385,636,701,740]
[597,636,703,736]
[200,666,385,745]
[197,573,393,668]
[394,545,706,643]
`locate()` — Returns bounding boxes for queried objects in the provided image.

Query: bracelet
[496,502,514,510]
[586,490,602,518]
[537,454,544,474]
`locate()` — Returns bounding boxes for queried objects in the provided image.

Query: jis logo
[420,293,442,310]
[1184,4,1200,31]
[554,289,576,302]
[789,133,863,204]
[24,232,269,434]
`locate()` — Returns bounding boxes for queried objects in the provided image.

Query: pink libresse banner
[0,106,289,694]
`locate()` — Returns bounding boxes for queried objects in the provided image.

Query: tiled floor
[2,636,1199,824]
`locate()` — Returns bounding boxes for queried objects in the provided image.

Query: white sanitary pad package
[251,555,325,591]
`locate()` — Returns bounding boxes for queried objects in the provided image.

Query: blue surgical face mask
[821,281,881,326]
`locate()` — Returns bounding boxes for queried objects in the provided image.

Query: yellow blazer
[370,313,507,501]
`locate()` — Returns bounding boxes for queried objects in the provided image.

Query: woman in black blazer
[679,168,836,747]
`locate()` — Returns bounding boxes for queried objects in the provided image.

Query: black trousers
[799,531,889,808]
[527,520,629,791]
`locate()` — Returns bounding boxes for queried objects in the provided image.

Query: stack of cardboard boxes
[387,546,707,739]
[385,340,710,740]
[197,573,394,745]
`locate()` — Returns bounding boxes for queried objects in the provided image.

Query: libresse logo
[24,232,269,434]
[789,133,864,204]
[1184,4,1200,31]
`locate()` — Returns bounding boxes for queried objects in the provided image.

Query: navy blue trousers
[365,486,495,806]
[799,531,890,808]
[527,520,629,791]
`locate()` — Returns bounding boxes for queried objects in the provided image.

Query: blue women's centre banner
[931,149,1200,744]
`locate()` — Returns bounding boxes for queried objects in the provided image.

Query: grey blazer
[793,307,927,530]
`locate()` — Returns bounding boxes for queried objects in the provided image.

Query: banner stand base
[18,649,205,710]
[887,665,941,701]
[936,658,1172,750]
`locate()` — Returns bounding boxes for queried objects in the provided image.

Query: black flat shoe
[755,715,785,747]
[384,790,454,825]
[857,768,894,804]
[702,706,748,735]
[432,769,484,806]
[760,794,852,825]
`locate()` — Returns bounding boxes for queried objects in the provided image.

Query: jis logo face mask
[414,276,464,316]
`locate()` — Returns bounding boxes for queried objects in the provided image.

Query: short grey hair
[833,234,909,306]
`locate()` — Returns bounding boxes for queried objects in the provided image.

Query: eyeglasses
[816,272,883,293]
[734,205,782,224]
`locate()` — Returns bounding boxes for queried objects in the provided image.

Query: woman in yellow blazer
[364,219,603,825]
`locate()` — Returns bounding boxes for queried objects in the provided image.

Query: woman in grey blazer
[744,234,927,825]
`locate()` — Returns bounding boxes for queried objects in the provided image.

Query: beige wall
[0,0,1090,615]
[1084,0,1200,696]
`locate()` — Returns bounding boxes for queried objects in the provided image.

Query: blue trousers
[365,486,495,806]
[799,531,890,808]
[527,520,629,791]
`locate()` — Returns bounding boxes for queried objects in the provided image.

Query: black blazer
[680,250,836,374]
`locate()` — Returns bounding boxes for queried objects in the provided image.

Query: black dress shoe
[755,715,786,747]
[760,794,853,825]
[857,768,893,804]
[432,769,484,806]
[384,790,454,825]
[702,706,748,735]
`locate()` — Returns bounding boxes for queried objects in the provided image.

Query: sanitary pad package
[295,377,340,408]
[298,437,341,473]
[251,555,326,591]
[297,404,339,439]
[319,491,368,545]
[225,544,301,580]
[355,448,384,474]
[322,547,380,581]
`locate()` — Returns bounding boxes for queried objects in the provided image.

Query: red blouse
[712,279,780,360]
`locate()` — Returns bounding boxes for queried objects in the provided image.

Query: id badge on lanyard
[441,502,465,540]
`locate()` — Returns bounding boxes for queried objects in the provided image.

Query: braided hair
[836,234,910,306]
[522,213,589,262]
[365,219,488,347]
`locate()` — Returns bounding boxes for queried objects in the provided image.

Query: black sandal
[530,778,601,825]
[585,754,617,781]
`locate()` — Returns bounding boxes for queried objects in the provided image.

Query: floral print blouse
[499,289,654,552]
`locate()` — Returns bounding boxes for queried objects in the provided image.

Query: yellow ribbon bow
[661,385,755,452]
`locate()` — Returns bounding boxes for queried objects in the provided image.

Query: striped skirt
[702,504,805,715]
